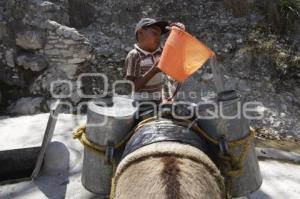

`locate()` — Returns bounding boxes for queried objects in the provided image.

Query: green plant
[264,0,300,34]
[248,29,300,81]
[277,0,300,31]
[278,0,300,16]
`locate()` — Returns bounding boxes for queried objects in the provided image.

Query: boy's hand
[162,98,174,104]
[153,65,161,73]
[153,60,161,73]
[166,22,185,31]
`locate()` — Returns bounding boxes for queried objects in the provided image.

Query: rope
[73,121,156,199]
[73,125,106,154]
[110,175,116,199]
[126,114,255,176]
[128,113,256,198]
[73,124,136,199]
[73,110,256,199]
[73,123,140,154]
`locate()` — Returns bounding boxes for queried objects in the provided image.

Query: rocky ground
[0,1,299,141]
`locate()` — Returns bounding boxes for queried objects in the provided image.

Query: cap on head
[135,18,169,41]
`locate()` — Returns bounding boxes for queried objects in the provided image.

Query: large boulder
[29,66,81,105]
[22,0,69,28]
[17,54,47,72]
[42,20,93,78]
[7,97,43,115]
[16,30,46,50]
[0,48,26,87]
[4,48,15,68]
[0,23,8,41]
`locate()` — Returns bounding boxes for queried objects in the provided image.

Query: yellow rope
[220,129,255,177]
[73,125,105,153]
[129,114,255,178]
[73,124,135,199]
[110,163,117,199]
[73,123,140,154]
[73,111,256,199]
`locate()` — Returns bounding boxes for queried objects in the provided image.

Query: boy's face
[138,25,162,51]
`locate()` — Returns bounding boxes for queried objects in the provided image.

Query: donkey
[113,141,225,199]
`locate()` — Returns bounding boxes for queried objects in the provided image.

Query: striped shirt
[125,44,165,101]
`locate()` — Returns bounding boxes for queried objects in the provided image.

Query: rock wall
[0,0,93,114]
[29,20,93,105]
[0,0,299,141]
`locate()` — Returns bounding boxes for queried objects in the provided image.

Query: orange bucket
[158,26,215,82]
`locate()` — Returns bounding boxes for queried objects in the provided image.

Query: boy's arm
[125,51,160,91]
[127,66,161,91]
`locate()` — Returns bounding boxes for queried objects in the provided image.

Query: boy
[125,18,185,103]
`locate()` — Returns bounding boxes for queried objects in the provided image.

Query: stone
[46,20,60,31]
[62,27,76,38]
[75,46,92,59]
[17,54,48,72]
[69,88,81,105]
[7,97,43,115]
[54,44,67,48]
[45,49,60,55]
[201,72,214,81]
[43,21,92,68]
[39,21,48,29]
[284,94,293,103]
[59,49,73,57]
[29,66,70,96]
[47,35,60,40]
[21,1,69,28]
[281,104,288,112]
[39,1,60,12]
[273,121,281,128]
[16,31,46,50]
[59,64,78,79]
[236,38,243,43]
[63,39,76,45]
[56,27,64,36]
[48,31,57,36]
[0,23,8,40]
[280,112,286,117]
[67,58,85,64]
[295,88,300,97]
[47,40,58,44]
[225,78,239,90]
[44,44,54,50]
[225,43,233,49]
[238,79,251,93]
[71,32,83,40]
[48,58,68,64]
[5,49,15,68]
[293,97,300,107]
